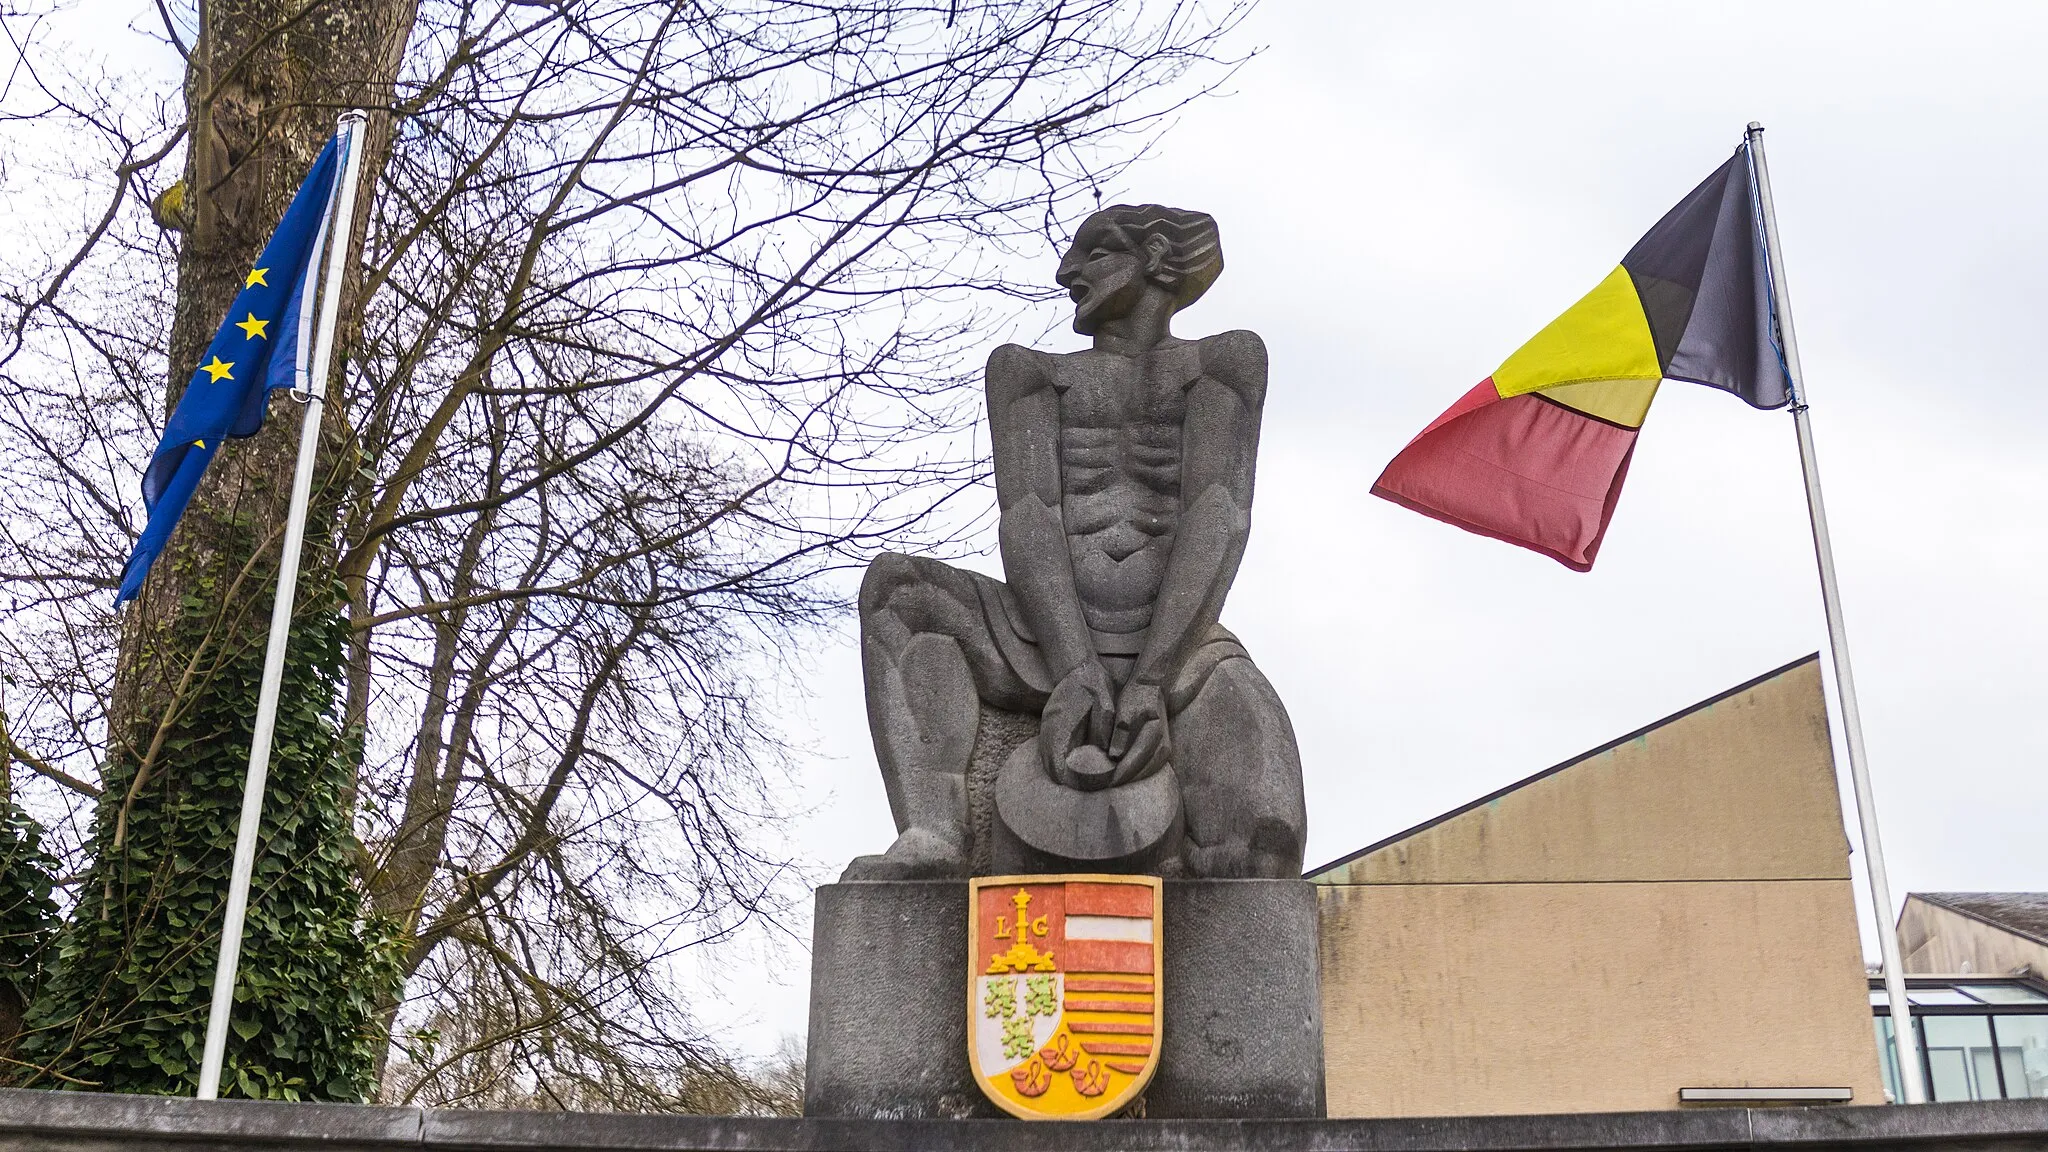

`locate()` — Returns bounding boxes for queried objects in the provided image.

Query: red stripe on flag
[1372,390,1637,572]
[1060,939,1152,974]
[1063,883,1153,918]
[1106,1061,1147,1074]
[1411,377,1505,442]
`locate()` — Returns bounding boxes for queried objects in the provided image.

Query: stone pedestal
[804,879,1324,1119]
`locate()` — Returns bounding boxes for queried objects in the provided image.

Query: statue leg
[1170,654,1307,879]
[844,553,1038,881]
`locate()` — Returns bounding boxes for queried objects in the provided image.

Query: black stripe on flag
[1621,147,1791,410]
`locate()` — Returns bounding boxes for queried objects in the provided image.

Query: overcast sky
[726,0,2048,1051]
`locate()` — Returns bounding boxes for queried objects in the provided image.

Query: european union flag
[116,133,347,603]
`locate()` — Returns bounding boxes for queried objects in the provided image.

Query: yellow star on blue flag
[118,131,350,603]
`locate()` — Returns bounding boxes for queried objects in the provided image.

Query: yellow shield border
[966,873,1164,1120]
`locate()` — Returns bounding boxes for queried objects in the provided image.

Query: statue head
[1056,204,1223,335]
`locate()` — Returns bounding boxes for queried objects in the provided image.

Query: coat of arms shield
[967,874,1163,1119]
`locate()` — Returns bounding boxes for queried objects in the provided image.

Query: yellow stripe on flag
[1493,264,1661,402]
[1538,376,1661,429]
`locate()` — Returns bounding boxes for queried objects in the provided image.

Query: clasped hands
[1038,661,1170,792]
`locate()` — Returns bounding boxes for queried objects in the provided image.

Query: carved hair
[1076,203,1224,309]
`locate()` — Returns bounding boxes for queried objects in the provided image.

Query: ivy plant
[0,792,60,1022]
[9,572,400,1100]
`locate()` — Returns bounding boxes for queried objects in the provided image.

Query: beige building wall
[1898,897,2048,977]
[1313,655,1885,1117]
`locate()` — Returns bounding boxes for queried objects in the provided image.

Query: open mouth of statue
[1068,283,1090,306]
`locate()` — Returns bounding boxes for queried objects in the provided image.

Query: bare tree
[0,0,1250,1105]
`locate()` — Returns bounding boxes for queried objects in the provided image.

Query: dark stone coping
[5,1088,2048,1151]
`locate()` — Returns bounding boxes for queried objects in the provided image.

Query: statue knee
[1170,653,1286,725]
[1173,658,1300,783]
[1172,656,1307,876]
[859,552,925,620]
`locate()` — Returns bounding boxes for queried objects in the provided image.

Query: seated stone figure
[846,204,1305,881]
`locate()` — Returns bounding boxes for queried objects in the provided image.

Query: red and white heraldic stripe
[1059,882,1155,974]
[1060,882,1157,1075]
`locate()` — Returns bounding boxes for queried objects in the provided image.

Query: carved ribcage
[1058,425,1182,539]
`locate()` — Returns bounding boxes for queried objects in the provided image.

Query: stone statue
[846,205,1305,881]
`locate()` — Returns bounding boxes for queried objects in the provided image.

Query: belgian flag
[1373,145,1791,570]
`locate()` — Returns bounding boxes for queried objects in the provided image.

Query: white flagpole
[1745,122,1924,1105]
[197,109,370,1102]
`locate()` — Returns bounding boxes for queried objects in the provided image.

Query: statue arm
[987,344,1096,681]
[1130,330,1265,689]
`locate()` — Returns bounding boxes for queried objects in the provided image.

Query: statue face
[1056,222,1162,335]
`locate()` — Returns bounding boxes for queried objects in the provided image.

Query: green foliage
[8,568,400,1099]
[0,795,60,1010]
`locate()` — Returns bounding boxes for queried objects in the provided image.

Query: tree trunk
[112,0,416,739]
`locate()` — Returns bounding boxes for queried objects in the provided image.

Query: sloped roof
[1914,893,2048,948]
[1302,651,1835,881]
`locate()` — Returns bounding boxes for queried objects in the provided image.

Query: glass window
[1873,1016,1904,1104]
[1961,983,2048,1004]
[1994,1016,2048,1100]
[1909,988,1984,1006]
[1923,1014,2001,1101]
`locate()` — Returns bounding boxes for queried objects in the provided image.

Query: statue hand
[1040,662,1115,785]
[1108,681,1170,785]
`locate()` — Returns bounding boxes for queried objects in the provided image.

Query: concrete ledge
[6,1088,2048,1151]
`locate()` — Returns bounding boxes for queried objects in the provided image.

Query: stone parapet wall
[6,1088,2048,1152]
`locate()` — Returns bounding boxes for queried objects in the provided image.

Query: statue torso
[1046,338,1206,643]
